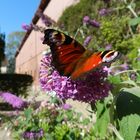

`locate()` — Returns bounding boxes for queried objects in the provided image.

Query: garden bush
[0,74,33,97]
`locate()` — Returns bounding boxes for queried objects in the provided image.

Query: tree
[0,33,5,73]
[6,31,25,73]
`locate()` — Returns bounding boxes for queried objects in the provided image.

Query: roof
[15,0,51,57]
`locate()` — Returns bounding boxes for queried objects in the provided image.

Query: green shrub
[0,74,33,97]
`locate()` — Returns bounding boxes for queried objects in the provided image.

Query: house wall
[15,0,79,89]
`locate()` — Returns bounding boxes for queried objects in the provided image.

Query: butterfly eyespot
[102,51,119,63]
[52,31,58,36]
[60,33,66,43]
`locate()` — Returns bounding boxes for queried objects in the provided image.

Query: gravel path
[0,128,12,140]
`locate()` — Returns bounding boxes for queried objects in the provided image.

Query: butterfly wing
[43,29,85,76]
[71,50,120,79]
[43,29,120,79]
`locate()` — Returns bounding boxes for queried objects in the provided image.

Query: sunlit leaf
[93,102,110,138]
[129,17,140,26]
[119,114,140,140]
[108,75,121,84]
[122,87,140,98]
[116,88,140,119]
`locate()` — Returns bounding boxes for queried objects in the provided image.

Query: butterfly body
[43,29,120,79]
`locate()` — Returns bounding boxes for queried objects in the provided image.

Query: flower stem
[114,69,140,76]
[127,4,138,17]
[74,26,85,39]
[108,124,124,140]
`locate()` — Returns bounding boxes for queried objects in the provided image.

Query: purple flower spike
[22,24,32,31]
[0,92,27,109]
[83,36,92,47]
[83,16,90,25]
[74,69,111,103]
[36,10,54,27]
[39,54,111,103]
[89,20,100,28]
[23,129,44,139]
[120,63,129,70]
[99,8,109,16]
[39,54,77,99]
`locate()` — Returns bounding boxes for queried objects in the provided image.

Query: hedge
[0,74,33,97]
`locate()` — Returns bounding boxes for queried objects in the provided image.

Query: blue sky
[0,0,40,37]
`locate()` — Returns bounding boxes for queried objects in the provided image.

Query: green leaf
[45,133,54,140]
[96,101,104,118]
[108,75,121,84]
[129,17,140,26]
[93,102,110,138]
[119,114,140,140]
[82,118,90,125]
[24,108,32,120]
[94,109,110,138]
[116,88,140,119]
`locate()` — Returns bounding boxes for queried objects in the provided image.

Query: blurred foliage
[6,31,25,73]
[0,74,33,97]
[10,98,93,140]
[0,33,6,73]
[58,0,140,66]
[58,0,140,139]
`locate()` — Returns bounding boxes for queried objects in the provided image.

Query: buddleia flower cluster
[39,54,111,103]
